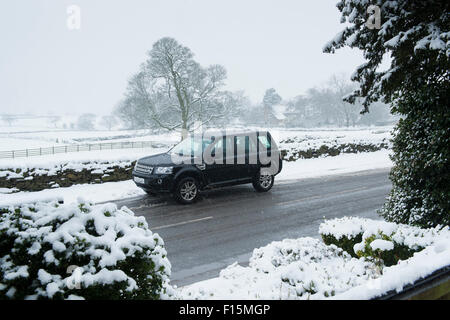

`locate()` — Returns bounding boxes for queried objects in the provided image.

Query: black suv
[132,130,282,204]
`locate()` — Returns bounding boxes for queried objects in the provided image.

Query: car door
[205,135,248,184]
[203,137,236,185]
[235,135,254,179]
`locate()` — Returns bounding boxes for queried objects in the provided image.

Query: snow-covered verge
[0,148,168,193]
[179,218,449,300]
[276,149,392,181]
[0,199,175,300]
[0,180,145,207]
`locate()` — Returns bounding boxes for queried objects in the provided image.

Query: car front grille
[135,163,153,174]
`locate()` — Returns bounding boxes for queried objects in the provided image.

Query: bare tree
[1,114,17,127]
[262,88,282,127]
[48,116,61,128]
[77,113,96,131]
[328,74,361,127]
[100,115,118,131]
[123,37,229,139]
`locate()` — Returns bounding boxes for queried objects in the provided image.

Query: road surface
[113,168,391,286]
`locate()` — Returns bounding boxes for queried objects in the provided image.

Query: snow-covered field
[0,117,391,152]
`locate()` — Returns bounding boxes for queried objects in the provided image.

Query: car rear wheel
[174,177,199,204]
[252,171,274,192]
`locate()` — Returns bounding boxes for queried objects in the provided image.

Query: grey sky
[0,0,366,115]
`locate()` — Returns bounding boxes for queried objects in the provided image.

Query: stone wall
[0,161,136,192]
[281,142,390,162]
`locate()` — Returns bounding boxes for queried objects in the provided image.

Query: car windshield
[169,136,213,156]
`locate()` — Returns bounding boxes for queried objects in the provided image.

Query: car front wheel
[174,177,199,204]
[252,172,274,192]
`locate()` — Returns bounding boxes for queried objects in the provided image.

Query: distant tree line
[112,37,392,132]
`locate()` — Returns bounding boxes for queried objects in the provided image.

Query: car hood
[137,153,175,166]
[137,152,196,166]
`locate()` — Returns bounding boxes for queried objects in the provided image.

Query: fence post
[26,149,28,157]
[52,146,55,154]
[12,150,14,159]
[40,148,42,156]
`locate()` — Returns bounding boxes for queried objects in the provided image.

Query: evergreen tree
[324,0,449,227]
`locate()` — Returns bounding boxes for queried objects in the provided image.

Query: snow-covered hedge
[279,137,390,162]
[319,217,449,266]
[181,238,379,299]
[0,199,173,300]
[181,218,450,300]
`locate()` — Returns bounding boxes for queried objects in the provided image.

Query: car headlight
[154,166,173,174]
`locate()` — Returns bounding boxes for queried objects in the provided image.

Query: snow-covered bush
[0,199,173,300]
[181,219,450,300]
[320,217,449,266]
[181,238,378,299]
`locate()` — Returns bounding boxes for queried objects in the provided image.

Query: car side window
[236,135,255,154]
[258,135,271,149]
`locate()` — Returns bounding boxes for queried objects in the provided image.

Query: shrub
[181,238,378,299]
[0,199,173,300]
[320,217,449,266]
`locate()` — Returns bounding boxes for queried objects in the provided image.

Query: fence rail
[0,141,160,159]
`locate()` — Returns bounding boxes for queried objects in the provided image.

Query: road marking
[276,186,369,207]
[152,216,213,230]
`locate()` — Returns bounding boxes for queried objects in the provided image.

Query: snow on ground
[0,180,145,207]
[180,237,379,300]
[0,147,168,170]
[0,130,179,151]
[3,130,179,145]
[0,137,67,152]
[0,149,392,207]
[179,222,450,300]
[270,126,392,144]
[277,149,392,181]
[0,124,390,153]
[0,125,393,206]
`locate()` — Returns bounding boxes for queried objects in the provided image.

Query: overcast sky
[0,0,367,116]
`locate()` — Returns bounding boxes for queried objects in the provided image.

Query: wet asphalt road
[112,168,391,286]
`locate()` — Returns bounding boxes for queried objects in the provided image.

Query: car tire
[252,171,274,192]
[174,177,200,204]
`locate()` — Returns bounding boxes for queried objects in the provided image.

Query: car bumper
[132,170,174,193]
